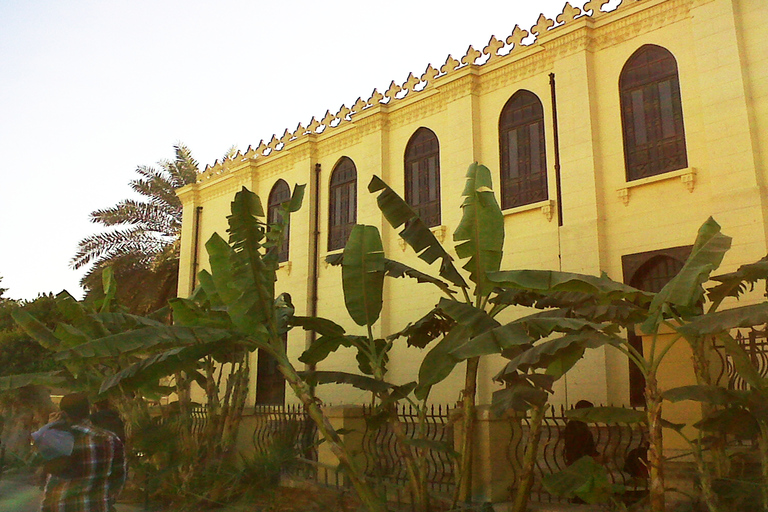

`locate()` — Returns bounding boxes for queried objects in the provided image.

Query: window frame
[404,127,441,228]
[267,179,291,263]
[620,44,688,182]
[498,90,549,210]
[328,157,357,252]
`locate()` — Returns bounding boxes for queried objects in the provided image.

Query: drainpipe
[550,72,568,406]
[308,163,322,397]
[549,72,563,228]
[191,206,203,294]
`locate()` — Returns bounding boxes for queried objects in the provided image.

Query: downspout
[191,206,203,293]
[549,73,563,228]
[308,163,322,397]
[549,72,568,406]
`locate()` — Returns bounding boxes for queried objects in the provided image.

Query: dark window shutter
[267,180,291,263]
[404,128,441,227]
[328,157,357,251]
[499,90,548,209]
[620,45,688,181]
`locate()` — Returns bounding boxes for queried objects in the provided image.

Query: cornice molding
[592,0,692,50]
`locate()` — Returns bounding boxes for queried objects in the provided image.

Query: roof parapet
[199,0,617,182]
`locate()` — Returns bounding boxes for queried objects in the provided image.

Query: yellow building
[176,0,768,412]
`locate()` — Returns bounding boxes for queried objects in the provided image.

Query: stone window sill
[502,199,556,222]
[618,167,696,206]
[278,261,292,275]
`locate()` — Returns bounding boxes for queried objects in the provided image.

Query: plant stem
[511,402,545,512]
[645,372,666,512]
[453,356,479,505]
[278,357,386,512]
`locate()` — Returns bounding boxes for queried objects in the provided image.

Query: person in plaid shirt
[41,393,126,512]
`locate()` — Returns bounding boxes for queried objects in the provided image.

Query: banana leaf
[416,324,471,400]
[487,270,651,304]
[290,316,346,337]
[450,316,608,360]
[495,332,621,382]
[342,225,385,327]
[298,371,393,393]
[662,385,746,406]
[438,297,501,338]
[55,325,238,360]
[99,342,221,394]
[641,217,732,333]
[327,253,455,296]
[542,455,621,504]
[387,308,455,348]
[677,302,768,337]
[298,335,367,365]
[453,163,504,298]
[0,371,69,391]
[490,384,549,416]
[369,175,467,289]
[12,309,62,351]
[708,257,768,304]
[54,291,110,339]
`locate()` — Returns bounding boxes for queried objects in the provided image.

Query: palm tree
[72,144,235,314]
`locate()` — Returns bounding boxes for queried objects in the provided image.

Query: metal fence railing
[361,403,456,495]
[507,405,648,504]
[251,404,318,467]
[712,327,768,390]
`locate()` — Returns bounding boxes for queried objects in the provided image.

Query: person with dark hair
[38,393,126,512]
[90,400,125,442]
[563,400,599,466]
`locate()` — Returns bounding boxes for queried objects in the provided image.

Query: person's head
[60,393,90,421]
[93,399,112,412]
[575,400,594,410]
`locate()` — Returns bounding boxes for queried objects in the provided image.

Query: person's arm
[108,436,127,501]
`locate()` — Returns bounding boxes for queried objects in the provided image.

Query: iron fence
[251,404,318,465]
[712,327,768,390]
[507,405,648,503]
[361,403,456,495]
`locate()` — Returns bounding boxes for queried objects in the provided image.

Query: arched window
[328,157,357,251]
[499,90,548,210]
[267,180,291,263]
[623,248,689,406]
[404,128,441,227]
[620,44,687,181]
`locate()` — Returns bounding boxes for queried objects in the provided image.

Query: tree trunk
[454,357,479,505]
[511,403,545,512]
[645,373,665,512]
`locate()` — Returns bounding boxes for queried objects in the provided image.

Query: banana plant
[523,219,768,512]
[64,186,393,512]
[293,224,451,511]
[660,258,768,512]
[366,163,653,508]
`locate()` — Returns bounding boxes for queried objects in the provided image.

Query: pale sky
[0,0,617,301]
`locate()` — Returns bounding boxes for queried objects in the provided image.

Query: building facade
[177,0,768,409]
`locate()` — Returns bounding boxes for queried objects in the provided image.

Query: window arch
[620,44,687,181]
[267,179,291,263]
[404,128,441,227]
[328,157,357,251]
[622,248,690,406]
[499,90,548,210]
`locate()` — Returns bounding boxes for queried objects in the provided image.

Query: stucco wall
[177,0,768,409]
